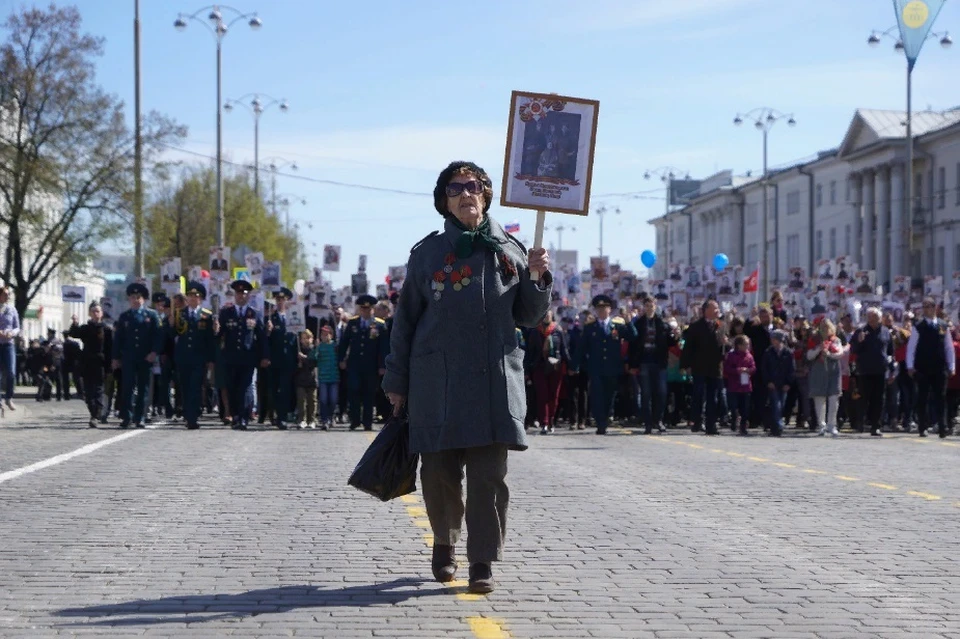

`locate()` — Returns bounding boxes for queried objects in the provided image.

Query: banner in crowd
[209,247,230,280]
[323,245,341,272]
[261,262,281,292]
[61,285,85,303]
[161,258,181,285]
[245,252,265,286]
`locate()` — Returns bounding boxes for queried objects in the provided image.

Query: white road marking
[0,431,145,485]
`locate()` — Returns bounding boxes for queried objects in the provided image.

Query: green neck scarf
[450,217,503,259]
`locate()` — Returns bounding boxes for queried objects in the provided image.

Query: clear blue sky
[4,0,959,287]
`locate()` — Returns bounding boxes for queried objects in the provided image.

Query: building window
[768,197,776,220]
[955,244,960,273]
[844,224,851,255]
[829,180,837,205]
[815,230,823,260]
[938,246,945,277]
[845,178,852,203]
[746,244,758,265]
[815,184,823,208]
[786,234,800,268]
[956,163,960,205]
[691,221,699,240]
[678,224,686,244]
[786,191,801,216]
[938,166,946,209]
[746,203,758,225]
[829,227,837,258]
[928,170,934,211]
[915,172,923,212]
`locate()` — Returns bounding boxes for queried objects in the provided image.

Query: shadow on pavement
[54,578,439,626]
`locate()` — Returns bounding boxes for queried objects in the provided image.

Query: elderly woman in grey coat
[382,160,552,594]
[806,319,848,437]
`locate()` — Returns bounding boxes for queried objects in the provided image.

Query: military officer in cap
[151,292,175,421]
[68,301,113,428]
[266,287,299,429]
[173,281,216,429]
[570,294,637,434]
[112,282,163,428]
[338,293,388,430]
[218,279,268,429]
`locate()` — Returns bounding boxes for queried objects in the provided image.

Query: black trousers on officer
[915,370,946,433]
[227,363,256,425]
[348,372,378,429]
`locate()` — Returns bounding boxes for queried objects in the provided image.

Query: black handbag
[347,413,419,501]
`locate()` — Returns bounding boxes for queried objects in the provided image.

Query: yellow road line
[400,494,419,504]
[467,616,510,638]
[710,448,725,453]
[835,475,860,482]
[906,490,942,500]
[940,441,960,448]
[802,469,828,475]
[726,452,746,457]
[772,462,796,468]
[406,506,427,518]
[747,456,769,462]
[687,443,704,449]
[867,482,898,490]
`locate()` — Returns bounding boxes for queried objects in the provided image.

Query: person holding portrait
[382,161,552,594]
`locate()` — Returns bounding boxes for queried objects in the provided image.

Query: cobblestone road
[1,396,959,638]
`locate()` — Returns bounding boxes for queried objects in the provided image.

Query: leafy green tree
[146,165,307,281]
[0,4,185,319]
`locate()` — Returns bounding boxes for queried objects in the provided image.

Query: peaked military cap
[126,282,149,298]
[230,279,254,293]
[186,281,207,298]
[591,294,615,309]
[274,287,294,300]
[356,294,377,308]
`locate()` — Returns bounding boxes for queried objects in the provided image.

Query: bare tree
[0,4,185,318]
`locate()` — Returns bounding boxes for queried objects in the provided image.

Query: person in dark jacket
[744,306,774,430]
[524,310,571,434]
[850,307,894,437]
[680,300,728,435]
[761,330,795,436]
[62,328,83,400]
[628,297,676,434]
[68,303,113,427]
[565,314,590,429]
[906,298,956,438]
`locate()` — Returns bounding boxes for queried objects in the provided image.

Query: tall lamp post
[224,93,289,198]
[733,108,796,300]
[644,166,692,216]
[274,193,307,233]
[174,4,262,247]
[544,223,576,250]
[595,204,620,260]
[260,157,299,217]
[134,0,144,278]
[867,25,951,276]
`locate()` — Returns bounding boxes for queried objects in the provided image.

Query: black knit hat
[433,161,493,217]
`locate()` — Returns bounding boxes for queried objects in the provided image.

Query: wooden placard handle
[531,210,546,281]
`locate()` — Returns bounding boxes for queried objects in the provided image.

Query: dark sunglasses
[445,180,483,197]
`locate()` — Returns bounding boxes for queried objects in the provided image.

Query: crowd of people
[517,290,959,440]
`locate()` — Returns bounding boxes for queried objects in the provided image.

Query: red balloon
[200,269,210,278]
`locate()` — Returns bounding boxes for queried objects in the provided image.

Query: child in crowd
[723,334,755,436]
[762,330,795,437]
[315,325,339,430]
[294,330,318,429]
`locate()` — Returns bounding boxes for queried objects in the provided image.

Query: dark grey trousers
[420,443,509,564]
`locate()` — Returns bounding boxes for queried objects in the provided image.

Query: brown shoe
[468,563,494,594]
[431,544,457,583]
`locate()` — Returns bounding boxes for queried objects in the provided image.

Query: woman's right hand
[387,392,406,416]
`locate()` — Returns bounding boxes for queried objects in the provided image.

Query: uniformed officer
[906,297,956,438]
[338,294,388,430]
[68,302,113,428]
[151,292,175,421]
[218,279,268,430]
[174,281,216,429]
[266,287,299,429]
[570,295,637,435]
[111,283,162,428]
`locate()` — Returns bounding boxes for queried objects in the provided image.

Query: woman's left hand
[528,248,550,274]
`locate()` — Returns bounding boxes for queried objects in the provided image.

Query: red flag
[743,268,759,293]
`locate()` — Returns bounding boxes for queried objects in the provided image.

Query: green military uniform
[338,295,388,430]
[267,287,299,428]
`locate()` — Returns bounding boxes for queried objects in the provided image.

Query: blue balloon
[640,250,657,268]
[713,253,729,271]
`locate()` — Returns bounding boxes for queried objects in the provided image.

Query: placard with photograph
[387,265,407,292]
[188,265,204,283]
[351,274,369,296]
[589,256,609,281]
[650,279,670,302]
[160,257,181,284]
[209,246,230,279]
[61,285,85,303]
[358,255,367,274]
[500,90,599,216]
[245,252,264,286]
[684,266,702,292]
[259,262,281,292]
[891,275,911,302]
[835,257,853,282]
[322,244,341,272]
[668,263,684,282]
[924,275,943,297]
[787,267,806,291]
[854,270,875,295]
[285,302,306,333]
[376,284,388,299]
[816,258,835,281]
[670,291,689,318]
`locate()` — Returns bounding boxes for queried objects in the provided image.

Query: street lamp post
[544,223,576,250]
[595,204,620,260]
[867,25,951,277]
[644,166,692,216]
[224,93,289,198]
[733,108,797,300]
[274,193,307,234]
[260,157,298,217]
[174,4,262,247]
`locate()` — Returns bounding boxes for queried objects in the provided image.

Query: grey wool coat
[382,216,553,454]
